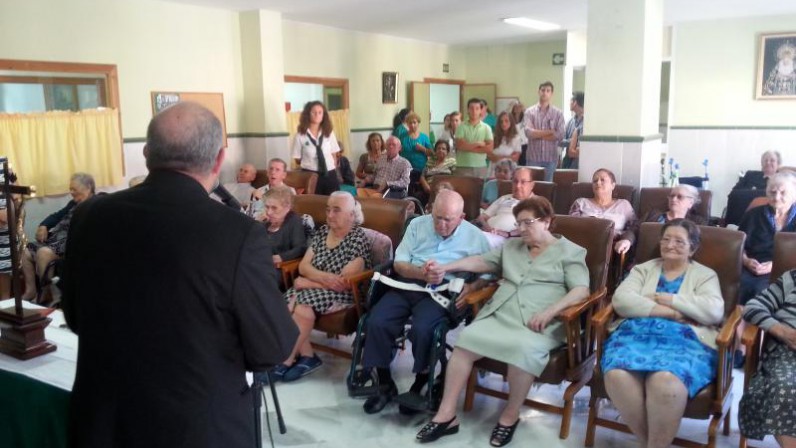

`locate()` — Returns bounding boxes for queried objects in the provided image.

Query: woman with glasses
[602,219,723,448]
[415,196,589,446]
[615,184,705,256]
[569,168,636,238]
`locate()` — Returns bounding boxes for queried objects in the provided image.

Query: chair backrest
[724,189,767,226]
[430,175,484,221]
[570,182,636,212]
[520,166,547,181]
[636,222,745,317]
[293,194,407,250]
[637,187,712,223]
[252,170,318,195]
[771,232,796,282]
[497,180,556,206]
[551,215,615,293]
[361,228,393,267]
[356,196,408,250]
[552,169,579,215]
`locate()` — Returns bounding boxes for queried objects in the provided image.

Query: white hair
[329,191,364,225]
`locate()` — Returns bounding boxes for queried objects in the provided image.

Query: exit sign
[552,53,566,65]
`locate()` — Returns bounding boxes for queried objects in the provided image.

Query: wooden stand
[0,158,54,360]
[0,307,57,359]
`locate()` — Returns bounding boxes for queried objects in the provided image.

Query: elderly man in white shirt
[475,167,535,247]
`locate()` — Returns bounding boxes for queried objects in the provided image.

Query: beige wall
[670,14,796,126]
[459,40,568,110]
[0,0,245,139]
[282,20,466,130]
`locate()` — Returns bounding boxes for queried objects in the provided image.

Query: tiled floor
[260,331,779,448]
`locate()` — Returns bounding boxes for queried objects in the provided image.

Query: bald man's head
[145,102,222,175]
[431,190,465,238]
[237,163,256,183]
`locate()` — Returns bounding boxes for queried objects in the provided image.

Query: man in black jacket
[62,102,299,448]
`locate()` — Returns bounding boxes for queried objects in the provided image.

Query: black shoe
[489,419,519,447]
[363,381,397,414]
[416,416,459,443]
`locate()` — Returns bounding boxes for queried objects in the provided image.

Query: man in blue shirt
[361,190,490,414]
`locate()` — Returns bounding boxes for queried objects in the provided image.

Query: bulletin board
[150,91,227,147]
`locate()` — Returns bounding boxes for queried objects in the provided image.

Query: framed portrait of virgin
[755,32,796,100]
[382,72,398,104]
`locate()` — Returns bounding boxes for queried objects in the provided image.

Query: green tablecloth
[0,369,69,448]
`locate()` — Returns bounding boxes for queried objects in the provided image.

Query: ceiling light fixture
[502,17,560,31]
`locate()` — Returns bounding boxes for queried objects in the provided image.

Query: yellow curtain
[286,108,351,157]
[0,109,124,196]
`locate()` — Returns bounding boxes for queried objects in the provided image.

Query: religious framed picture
[755,32,796,99]
[382,71,398,104]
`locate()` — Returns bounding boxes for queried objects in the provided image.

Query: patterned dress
[602,273,718,398]
[284,225,370,314]
[739,270,796,440]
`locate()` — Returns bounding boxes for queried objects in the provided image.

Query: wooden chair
[637,187,713,224]
[553,169,579,215]
[461,215,615,439]
[430,175,484,221]
[570,182,636,212]
[497,180,556,206]
[279,229,393,359]
[520,166,547,181]
[252,169,318,195]
[745,197,769,213]
[739,231,796,448]
[586,223,746,448]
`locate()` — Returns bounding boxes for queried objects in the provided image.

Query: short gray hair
[330,191,364,225]
[767,172,796,193]
[71,172,96,193]
[674,184,701,205]
[761,150,782,165]
[145,102,222,175]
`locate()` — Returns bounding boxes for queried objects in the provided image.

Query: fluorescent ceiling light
[502,17,560,31]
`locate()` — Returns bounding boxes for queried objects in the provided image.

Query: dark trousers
[739,269,769,306]
[362,289,448,373]
[310,169,340,195]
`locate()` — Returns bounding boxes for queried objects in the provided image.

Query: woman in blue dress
[603,219,724,448]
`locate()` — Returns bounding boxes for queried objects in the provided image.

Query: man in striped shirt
[523,81,565,182]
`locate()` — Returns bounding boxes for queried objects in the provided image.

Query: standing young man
[454,98,494,178]
[523,81,565,182]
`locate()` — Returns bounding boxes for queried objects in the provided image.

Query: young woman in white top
[291,101,341,195]
[487,112,523,178]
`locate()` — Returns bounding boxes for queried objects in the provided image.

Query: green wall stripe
[350,127,392,133]
[669,125,796,130]
[579,134,663,143]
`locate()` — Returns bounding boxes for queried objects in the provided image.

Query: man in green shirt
[454,98,493,178]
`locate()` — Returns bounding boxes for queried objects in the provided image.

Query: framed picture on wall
[382,72,398,104]
[755,32,796,99]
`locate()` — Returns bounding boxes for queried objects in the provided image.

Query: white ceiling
[157,0,796,45]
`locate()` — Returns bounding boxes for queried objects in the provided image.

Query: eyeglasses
[660,237,689,248]
[668,193,694,200]
[514,217,542,229]
[513,179,533,185]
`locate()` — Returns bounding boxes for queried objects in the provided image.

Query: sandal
[490,419,519,447]
[416,416,459,443]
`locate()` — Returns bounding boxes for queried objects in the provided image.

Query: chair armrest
[592,303,615,329]
[741,324,763,389]
[463,284,499,305]
[345,270,375,315]
[276,258,301,288]
[741,323,761,347]
[714,306,743,403]
[591,304,615,370]
[558,287,606,323]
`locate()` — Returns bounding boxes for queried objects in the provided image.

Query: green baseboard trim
[669,125,796,130]
[122,137,146,143]
[580,134,663,143]
[350,127,392,133]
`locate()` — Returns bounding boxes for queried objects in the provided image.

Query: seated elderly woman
[739,172,796,305]
[740,270,796,446]
[570,168,636,238]
[22,172,95,301]
[271,192,371,383]
[615,184,705,255]
[734,150,781,191]
[418,140,456,204]
[474,167,535,248]
[482,159,517,209]
[603,219,724,448]
[416,196,589,446]
[256,185,307,268]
